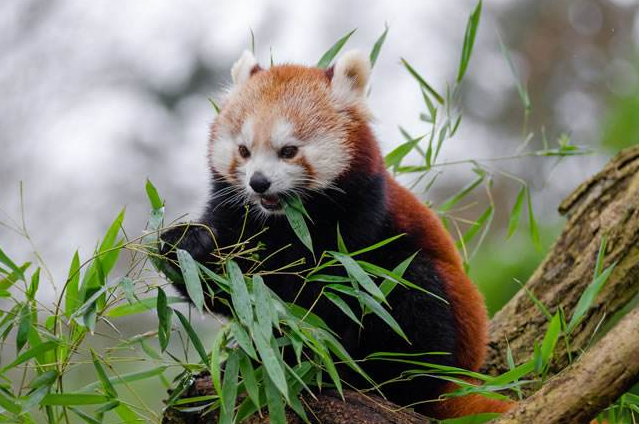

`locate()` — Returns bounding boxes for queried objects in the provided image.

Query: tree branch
[491,303,639,423]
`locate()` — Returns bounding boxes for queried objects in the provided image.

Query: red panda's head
[209,50,373,215]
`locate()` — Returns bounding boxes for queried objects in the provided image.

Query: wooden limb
[491,303,639,424]
[484,145,639,376]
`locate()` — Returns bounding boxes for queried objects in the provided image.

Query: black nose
[249,172,271,193]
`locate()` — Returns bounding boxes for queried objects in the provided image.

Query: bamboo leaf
[283,196,314,255]
[145,178,164,210]
[65,251,81,317]
[369,23,389,68]
[507,186,526,239]
[324,292,362,327]
[330,251,384,301]
[174,309,209,367]
[239,353,261,410]
[263,373,287,424]
[227,260,253,327]
[219,351,240,422]
[401,58,444,104]
[177,249,204,314]
[157,287,172,352]
[90,349,117,398]
[253,329,289,401]
[317,29,357,69]
[526,190,541,251]
[456,0,482,83]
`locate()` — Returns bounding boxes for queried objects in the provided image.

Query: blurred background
[1,0,638,421]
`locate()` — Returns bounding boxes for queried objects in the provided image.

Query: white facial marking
[270,119,294,149]
[209,126,235,176]
[240,117,255,148]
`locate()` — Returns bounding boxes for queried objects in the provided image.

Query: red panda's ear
[330,50,371,105]
[231,51,261,86]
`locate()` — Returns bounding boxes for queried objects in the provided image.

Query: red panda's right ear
[231,51,261,86]
[330,50,371,106]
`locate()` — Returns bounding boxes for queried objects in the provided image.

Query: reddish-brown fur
[216,62,513,417]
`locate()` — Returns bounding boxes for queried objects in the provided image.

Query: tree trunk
[483,145,639,376]
[162,146,639,424]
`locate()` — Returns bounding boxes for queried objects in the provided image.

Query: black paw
[158,223,215,283]
[160,223,215,262]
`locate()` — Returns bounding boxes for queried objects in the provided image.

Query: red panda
[161,49,513,419]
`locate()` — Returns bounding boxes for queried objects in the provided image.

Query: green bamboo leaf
[90,349,117,398]
[28,370,58,389]
[401,58,444,104]
[69,407,102,424]
[0,262,30,291]
[567,260,617,333]
[283,196,314,255]
[64,251,81,318]
[358,291,409,342]
[252,275,274,338]
[263,373,287,424]
[324,292,362,327]
[336,224,348,254]
[119,277,137,304]
[209,326,227,399]
[177,249,204,314]
[457,205,494,247]
[439,175,484,213]
[317,29,357,69]
[0,341,58,373]
[385,136,424,170]
[115,403,143,424]
[369,23,389,68]
[0,391,21,414]
[145,178,164,210]
[330,251,384,301]
[157,287,172,352]
[456,0,482,82]
[16,306,31,352]
[0,245,25,282]
[230,321,257,359]
[239,353,261,410]
[219,351,240,422]
[253,329,289,401]
[227,260,253,326]
[541,313,561,365]
[379,252,417,298]
[78,367,167,393]
[507,186,526,239]
[106,296,184,317]
[26,268,40,301]
[174,309,209,367]
[526,190,541,251]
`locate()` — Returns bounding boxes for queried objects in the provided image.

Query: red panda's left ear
[330,50,371,105]
[231,51,261,86]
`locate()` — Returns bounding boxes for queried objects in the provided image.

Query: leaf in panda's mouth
[283,195,314,257]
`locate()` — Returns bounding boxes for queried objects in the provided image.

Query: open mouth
[259,194,282,211]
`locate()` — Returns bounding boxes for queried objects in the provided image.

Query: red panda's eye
[279,146,298,159]
[238,145,251,158]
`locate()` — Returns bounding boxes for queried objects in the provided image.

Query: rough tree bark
[162,146,639,424]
